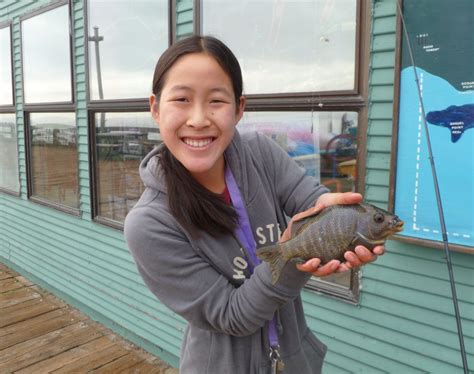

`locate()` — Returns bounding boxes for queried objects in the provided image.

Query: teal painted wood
[372,33,396,53]
[370,85,394,102]
[368,119,393,136]
[72,0,91,218]
[368,102,394,119]
[176,0,193,39]
[371,67,395,85]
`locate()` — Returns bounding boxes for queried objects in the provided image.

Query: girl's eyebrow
[168,85,232,96]
[209,87,232,96]
[169,85,192,92]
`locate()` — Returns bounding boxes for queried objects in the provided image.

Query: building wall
[0,0,185,367]
[1,0,472,372]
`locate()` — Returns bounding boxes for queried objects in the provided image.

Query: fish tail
[256,244,288,285]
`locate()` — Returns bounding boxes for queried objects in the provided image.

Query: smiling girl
[124,35,383,374]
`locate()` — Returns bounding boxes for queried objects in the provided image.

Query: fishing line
[396,1,469,373]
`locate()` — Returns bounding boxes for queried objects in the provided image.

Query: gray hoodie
[124,131,329,373]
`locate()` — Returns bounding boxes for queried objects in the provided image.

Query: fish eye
[373,213,385,224]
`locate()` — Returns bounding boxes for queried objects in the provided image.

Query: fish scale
[256,203,404,284]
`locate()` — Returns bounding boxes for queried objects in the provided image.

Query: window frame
[24,109,80,216]
[20,0,79,215]
[0,21,20,197]
[199,0,371,304]
[20,0,75,108]
[84,0,172,228]
[88,107,151,230]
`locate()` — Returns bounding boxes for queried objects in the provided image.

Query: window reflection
[22,5,72,103]
[240,111,358,192]
[0,113,19,192]
[95,112,160,222]
[203,0,357,94]
[87,0,169,100]
[239,111,358,288]
[0,26,13,106]
[30,113,78,207]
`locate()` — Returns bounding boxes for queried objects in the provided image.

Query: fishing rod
[396,1,469,373]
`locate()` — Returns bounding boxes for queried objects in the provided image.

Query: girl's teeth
[184,138,213,148]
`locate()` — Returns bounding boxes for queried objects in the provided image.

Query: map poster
[394,0,473,249]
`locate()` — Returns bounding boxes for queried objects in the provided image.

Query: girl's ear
[150,94,160,122]
[236,96,246,122]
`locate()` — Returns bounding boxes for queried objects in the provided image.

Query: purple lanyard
[224,165,279,349]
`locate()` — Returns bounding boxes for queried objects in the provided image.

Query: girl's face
[151,53,245,191]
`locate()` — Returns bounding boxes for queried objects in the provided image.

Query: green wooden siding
[176,0,193,39]
[1,1,472,372]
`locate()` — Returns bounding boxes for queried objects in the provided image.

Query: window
[0,24,13,106]
[28,112,78,209]
[92,111,161,223]
[21,2,78,213]
[86,0,169,228]
[203,0,357,95]
[21,4,72,104]
[202,0,369,303]
[0,113,20,193]
[87,0,169,100]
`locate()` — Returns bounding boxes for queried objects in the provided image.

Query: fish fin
[351,232,385,251]
[290,257,306,265]
[256,244,287,285]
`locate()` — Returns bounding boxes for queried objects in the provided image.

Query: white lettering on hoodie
[232,256,248,280]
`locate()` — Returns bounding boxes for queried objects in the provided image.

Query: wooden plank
[0,263,13,272]
[15,336,114,374]
[15,275,34,287]
[0,297,61,328]
[116,359,167,374]
[90,353,145,373]
[0,277,24,293]
[0,322,103,372]
[0,308,86,350]
[0,287,41,308]
[0,269,14,280]
[52,344,129,373]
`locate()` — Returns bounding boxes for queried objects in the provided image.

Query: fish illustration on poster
[394,0,474,248]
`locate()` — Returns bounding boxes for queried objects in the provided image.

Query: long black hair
[151,35,243,237]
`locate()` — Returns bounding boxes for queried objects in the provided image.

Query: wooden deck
[0,263,178,374]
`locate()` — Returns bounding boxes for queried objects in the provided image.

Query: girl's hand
[280,192,385,277]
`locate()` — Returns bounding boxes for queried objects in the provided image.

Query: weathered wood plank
[0,297,59,328]
[0,287,41,308]
[15,275,34,287]
[0,277,24,293]
[0,322,103,372]
[118,360,168,374]
[15,336,114,374]
[0,308,86,350]
[0,270,14,280]
[52,344,129,373]
[90,353,145,373]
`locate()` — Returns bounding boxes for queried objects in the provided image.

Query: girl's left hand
[281,192,385,277]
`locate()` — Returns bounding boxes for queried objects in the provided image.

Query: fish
[256,203,404,284]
